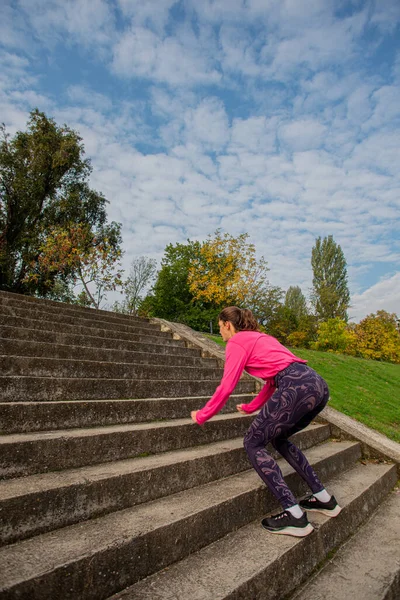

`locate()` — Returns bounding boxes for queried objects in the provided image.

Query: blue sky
[1,0,400,321]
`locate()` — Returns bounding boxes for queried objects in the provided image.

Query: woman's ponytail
[218,306,260,332]
[239,308,259,331]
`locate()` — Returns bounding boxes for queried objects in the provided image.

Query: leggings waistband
[274,362,305,387]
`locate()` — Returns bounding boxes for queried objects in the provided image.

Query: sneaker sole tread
[261,523,314,537]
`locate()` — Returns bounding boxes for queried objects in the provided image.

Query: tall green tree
[284,286,308,322]
[311,235,350,321]
[0,109,120,299]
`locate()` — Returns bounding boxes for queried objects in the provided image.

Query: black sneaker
[261,510,314,537]
[299,494,341,517]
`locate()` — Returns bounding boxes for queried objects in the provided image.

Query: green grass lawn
[204,334,400,443]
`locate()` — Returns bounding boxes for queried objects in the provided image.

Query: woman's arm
[237,379,275,414]
[195,342,248,425]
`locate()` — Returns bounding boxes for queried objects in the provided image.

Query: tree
[284,286,308,322]
[148,240,200,318]
[311,235,350,321]
[0,109,120,300]
[311,318,356,353]
[113,256,157,316]
[248,285,284,329]
[31,221,123,309]
[188,229,270,307]
[353,310,400,363]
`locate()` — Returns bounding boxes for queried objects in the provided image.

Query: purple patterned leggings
[243,362,330,509]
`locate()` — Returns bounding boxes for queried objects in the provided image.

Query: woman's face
[218,319,236,341]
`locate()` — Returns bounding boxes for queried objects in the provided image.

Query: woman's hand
[236,404,247,414]
[191,410,200,424]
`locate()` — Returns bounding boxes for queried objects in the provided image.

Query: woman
[191,306,341,537]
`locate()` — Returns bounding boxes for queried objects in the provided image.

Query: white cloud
[350,272,400,321]
[229,116,277,154]
[183,98,229,150]
[1,0,399,322]
[112,26,221,86]
[67,85,112,112]
[363,84,400,132]
[279,119,327,152]
[18,0,115,48]
[117,0,178,33]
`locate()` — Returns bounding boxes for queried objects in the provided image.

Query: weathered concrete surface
[1,338,217,367]
[0,424,331,545]
[0,394,255,433]
[317,406,400,475]
[0,290,151,325]
[0,314,172,343]
[0,443,376,600]
[0,375,255,402]
[107,462,397,600]
[0,324,196,354]
[1,355,224,380]
[291,487,400,600]
[0,304,161,334]
[1,293,398,600]
[0,413,257,477]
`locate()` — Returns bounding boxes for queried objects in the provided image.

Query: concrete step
[0,424,331,545]
[108,461,397,600]
[0,376,256,402]
[0,290,155,327]
[0,304,162,335]
[290,486,400,600]
[0,412,260,478]
[0,325,197,355]
[0,440,375,600]
[1,355,223,381]
[0,394,256,433]
[0,338,217,368]
[0,314,173,343]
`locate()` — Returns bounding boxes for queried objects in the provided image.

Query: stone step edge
[0,425,332,546]
[0,323,187,349]
[0,412,256,444]
[1,356,224,379]
[0,394,256,433]
[0,424,330,501]
[0,339,214,365]
[317,406,400,477]
[0,307,163,336]
[0,440,368,598]
[1,412,259,478]
[290,486,400,600]
[0,327,193,354]
[0,290,152,324]
[107,460,397,600]
[0,314,174,342]
[0,304,160,331]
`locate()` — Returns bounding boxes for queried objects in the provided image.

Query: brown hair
[218,306,260,332]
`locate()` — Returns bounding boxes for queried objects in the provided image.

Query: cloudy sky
[1,0,400,321]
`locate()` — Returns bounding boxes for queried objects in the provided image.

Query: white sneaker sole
[304,504,342,517]
[263,523,314,537]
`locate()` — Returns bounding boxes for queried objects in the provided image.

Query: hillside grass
[204,334,400,443]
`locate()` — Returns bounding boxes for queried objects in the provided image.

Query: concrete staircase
[0,290,399,600]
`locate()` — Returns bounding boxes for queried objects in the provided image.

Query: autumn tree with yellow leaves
[188,230,270,307]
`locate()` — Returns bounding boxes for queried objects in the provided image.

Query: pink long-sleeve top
[195,331,307,425]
